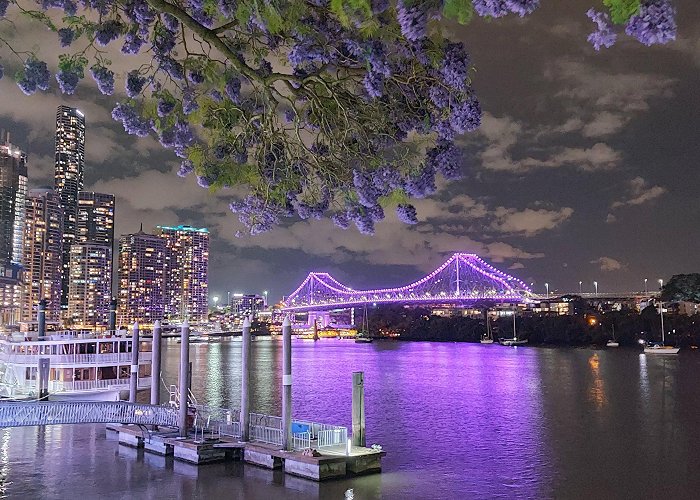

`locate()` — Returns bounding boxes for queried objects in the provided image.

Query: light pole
[594,281,598,296]
[213,296,220,310]
[658,279,665,344]
[227,290,230,308]
[644,278,648,294]
[579,281,582,295]
[263,290,268,308]
[545,282,549,298]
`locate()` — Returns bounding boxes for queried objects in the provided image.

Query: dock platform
[107,424,385,482]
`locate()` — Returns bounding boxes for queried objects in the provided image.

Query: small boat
[480,314,494,344]
[607,324,619,347]
[499,338,528,346]
[498,308,527,346]
[355,305,373,343]
[644,343,680,354]
[644,300,678,355]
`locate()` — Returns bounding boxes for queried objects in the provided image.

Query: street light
[263,290,268,308]
[658,278,663,290]
[644,278,648,294]
[545,282,549,299]
[213,296,220,309]
[594,281,598,296]
[579,281,582,294]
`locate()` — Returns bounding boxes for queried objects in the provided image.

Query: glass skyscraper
[54,105,85,307]
[0,132,28,327]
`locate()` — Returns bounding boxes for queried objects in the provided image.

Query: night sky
[1,0,699,302]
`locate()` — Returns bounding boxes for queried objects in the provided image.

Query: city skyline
[0,0,698,302]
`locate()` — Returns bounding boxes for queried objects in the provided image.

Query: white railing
[2,351,151,366]
[249,412,282,430]
[49,376,151,392]
[317,427,348,448]
[250,424,283,446]
[218,421,241,438]
[293,431,311,451]
[0,401,178,428]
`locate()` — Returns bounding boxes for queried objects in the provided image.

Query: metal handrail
[0,401,178,428]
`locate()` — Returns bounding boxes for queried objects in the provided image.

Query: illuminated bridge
[282,253,533,313]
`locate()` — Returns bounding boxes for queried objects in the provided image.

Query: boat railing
[1,351,152,366]
[49,376,152,392]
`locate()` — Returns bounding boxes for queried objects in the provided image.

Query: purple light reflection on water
[4,341,700,499]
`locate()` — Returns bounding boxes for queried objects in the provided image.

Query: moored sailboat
[499,308,528,346]
[644,299,679,354]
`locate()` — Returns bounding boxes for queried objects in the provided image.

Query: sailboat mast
[513,307,517,340]
[659,300,665,344]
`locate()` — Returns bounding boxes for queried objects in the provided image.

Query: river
[2,339,700,499]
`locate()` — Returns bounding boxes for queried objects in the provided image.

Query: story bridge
[282,253,534,313]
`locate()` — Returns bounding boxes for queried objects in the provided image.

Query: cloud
[605,213,617,224]
[490,207,574,236]
[508,262,525,270]
[590,257,625,272]
[611,177,667,209]
[478,114,622,172]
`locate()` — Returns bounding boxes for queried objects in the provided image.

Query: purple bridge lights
[282,253,533,313]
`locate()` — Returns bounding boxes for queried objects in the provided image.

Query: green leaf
[603,0,641,25]
[442,0,474,25]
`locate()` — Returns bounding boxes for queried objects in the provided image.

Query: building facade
[117,230,165,326]
[76,191,115,247]
[22,189,63,324]
[229,294,265,316]
[54,105,86,307]
[67,242,112,328]
[157,225,209,323]
[0,133,28,328]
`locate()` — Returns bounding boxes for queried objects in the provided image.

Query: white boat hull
[499,338,528,346]
[480,339,494,344]
[607,342,619,348]
[644,346,680,354]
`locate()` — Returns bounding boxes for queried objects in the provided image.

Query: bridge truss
[283,253,533,312]
[0,401,178,428]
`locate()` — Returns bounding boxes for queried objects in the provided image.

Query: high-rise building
[77,192,115,247]
[117,229,165,326]
[157,225,209,324]
[0,132,27,328]
[229,294,265,316]
[22,189,63,324]
[54,105,86,307]
[67,242,112,328]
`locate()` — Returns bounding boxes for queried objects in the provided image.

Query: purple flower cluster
[440,43,470,91]
[396,204,418,224]
[396,0,428,41]
[288,38,331,69]
[472,0,509,18]
[0,65,3,80]
[126,70,146,97]
[426,140,461,179]
[157,98,175,117]
[159,120,195,157]
[586,9,617,50]
[404,163,436,198]
[429,85,450,109]
[182,88,199,114]
[90,65,114,95]
[162,13,179,32]
[625,0,677,46]
[122,31,145,54]
[188,70,204,84]
[449,96,481,133]
[177,160,194,178]
[225,76,241,103]
[58,28,75,47]
[229,195,281,235]
[158,56,184,80]
[0,0,8,17]
[17,58,51,95]
[473,0,540,18]
[112,102,153,137]
[94,20,121,46]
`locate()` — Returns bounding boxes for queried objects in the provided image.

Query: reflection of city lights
[588,317,597,326]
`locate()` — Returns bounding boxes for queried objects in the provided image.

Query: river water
[2,339,700,499]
